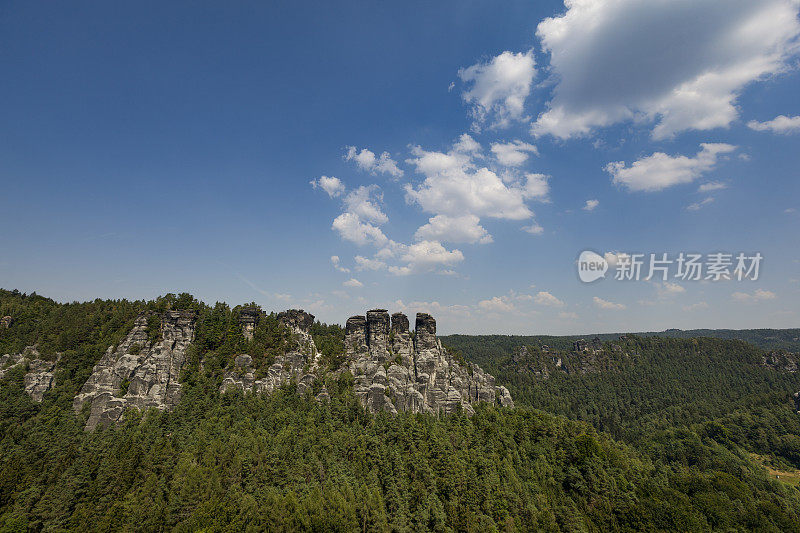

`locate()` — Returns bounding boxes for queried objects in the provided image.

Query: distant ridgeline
[5,288,800,530]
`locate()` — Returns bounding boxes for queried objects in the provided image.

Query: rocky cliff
[73,310,196,430]
[0,346,58,402]
[219,309,327,401]
[219,308,513,415]
[345,309,513,414]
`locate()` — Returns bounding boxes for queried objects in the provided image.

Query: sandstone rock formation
[345,310,513,415]
[219,308,513,415]
[220,309,325,401]
[73,310,196,431]
[0,346,57,402]
[239,307,261,341]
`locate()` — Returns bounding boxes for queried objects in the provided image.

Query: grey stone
[73,310,197,431]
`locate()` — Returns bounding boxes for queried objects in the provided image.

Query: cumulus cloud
[748,115,800,134]
[330,255,350,273]
[354,255,386,271]
[343,278,364,288]
[656,282,686,297]
[331,212,389,247]
[414,214,493,244]
[394,299,473,318]
[459,50,536,129]
[478,296,516,313]
[491,140,538,166]
[559,311,579,320]
[405,144,535,220]
[342,185,388,224]
[345,146,403,177]
[606,143,736,192]
[522,173,550,200]
[311,175,345,198]
[522,223,544,235]
[389,240,465,276]
[533,0,800,139]
[453,133,482,153]
[534,291,565,307]
[593,296,626,310]
[583,199,599,211]
[731,289,777,302]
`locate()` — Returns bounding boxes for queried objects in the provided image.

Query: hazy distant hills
[443,327,800,353]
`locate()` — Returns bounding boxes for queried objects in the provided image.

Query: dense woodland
[1,289,800,531]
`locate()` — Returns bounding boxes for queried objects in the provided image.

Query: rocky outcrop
[220,310,324,400]
[760,351,799,373]
[218,308,513,415]
[0,346,58,402]
[239,307,261,341]
[346,310,513,415]
[73,311,196,431]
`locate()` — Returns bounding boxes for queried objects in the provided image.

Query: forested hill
[2,289,800,530]
[443,327,800,353]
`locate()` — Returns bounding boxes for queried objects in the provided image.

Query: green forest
[2,289,800,531]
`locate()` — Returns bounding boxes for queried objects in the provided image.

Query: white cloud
[311,175,345,198]
[698,181,727,193]
[656,282,685,297]
[606,143,736,192]
[593,296,626,310]
[533,0,800,139]
[330,255,350,273]
[583,199,599,211]
[558,311,579,320]
[354,255,386,271]
[405,144,535,220]
[478,296,516,313]
[343,278,364,288]
[393,240,464,274]
[414,214,493,244]
[522,223,544,235]
[459,50,536,129]
[731,289,776,302]
[687,197,715,211]
[490,140,538,166]
[748,115,800,134]
[394,299,472,318]
[522,173,550,200]
[453,133,481,153]
[534,291,565,307]
[331,212,389,247]
[343,185,388,224]
[345,146,403,177]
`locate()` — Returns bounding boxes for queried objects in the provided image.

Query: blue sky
[2,0,799,334]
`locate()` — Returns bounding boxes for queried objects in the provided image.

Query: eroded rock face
[239,307,261,341]
[346,311,513,415]
[218,308,513,415]
[220,309,322,399]
[0,346,58,402]
[73,311,197,431]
